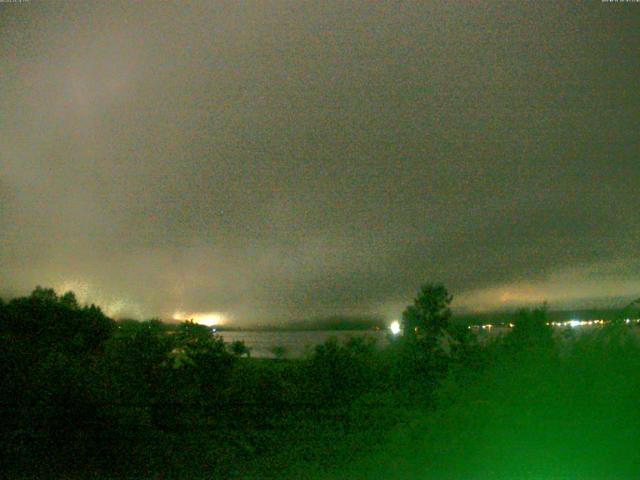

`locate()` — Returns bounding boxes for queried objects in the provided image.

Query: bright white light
[568,320,581,328]
[172,311,226,327]
[390,320,401,335]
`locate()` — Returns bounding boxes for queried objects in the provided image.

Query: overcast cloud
[1,2,639,323]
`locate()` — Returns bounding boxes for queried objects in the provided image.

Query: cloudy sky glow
[1,2,638,323]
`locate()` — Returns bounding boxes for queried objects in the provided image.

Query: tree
[172,321,236,402]
[3,287,114,354]
[307,336,376,402]
[620,298,640,321]
[30,286,58,303]
[505,303,554,353]
[401,283,453,339]
[60,291,80,310]
[270,345,288,360]
[230,340,251,358]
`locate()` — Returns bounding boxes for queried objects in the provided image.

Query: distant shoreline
[215,308,631,332]
[140,307,634,332]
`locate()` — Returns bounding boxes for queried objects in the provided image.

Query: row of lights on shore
[466,319,640,331]
[389,319,640,335]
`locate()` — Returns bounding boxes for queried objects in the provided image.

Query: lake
[216,323,627,358]
[216,330,389,358]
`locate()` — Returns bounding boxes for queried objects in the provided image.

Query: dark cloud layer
[1,2,639,322]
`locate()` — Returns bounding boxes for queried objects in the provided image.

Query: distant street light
[390,320,401,335]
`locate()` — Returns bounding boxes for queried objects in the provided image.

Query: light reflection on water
[216,330,388,358]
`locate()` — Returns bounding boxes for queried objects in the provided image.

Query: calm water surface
[217,325,622,358]
[217,330,389,358]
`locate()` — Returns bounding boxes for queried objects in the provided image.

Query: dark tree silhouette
[307,336,378,402]
[505,303,554,353]
[620,298,640,320]
[60,291,80,310]
[230,340,251,358]
[270,345,288,360]
[401,283,453,338]
[3,286,114,354]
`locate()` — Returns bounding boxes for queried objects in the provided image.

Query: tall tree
[402,283,453,338]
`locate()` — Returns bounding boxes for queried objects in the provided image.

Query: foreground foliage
[1,286,639,479]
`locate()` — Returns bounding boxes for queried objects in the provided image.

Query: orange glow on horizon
[172,311,226,327]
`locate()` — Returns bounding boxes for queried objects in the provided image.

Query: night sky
[1,2,639,324]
